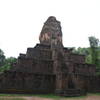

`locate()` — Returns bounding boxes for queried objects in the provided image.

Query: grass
[31,94,86,99]
[0,94,26,100]
[0,97,25,100]
[0,93,86,100]
[0,93,61,98]
[0,93,100,100]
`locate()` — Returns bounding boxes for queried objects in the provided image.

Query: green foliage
[0,57,17,72]
[89,36,99,47]
[73,47,92,64]
[5,57,17,64]
[73,36,100,75]
[89,36,100,67]
[88,36,100,68]
[76,47,89,56]
[0,49,5,67]
[85,54,92,64]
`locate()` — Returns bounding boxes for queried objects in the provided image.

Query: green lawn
[0,93,86,100]
[0,93,100,100]
[0,98,25,100]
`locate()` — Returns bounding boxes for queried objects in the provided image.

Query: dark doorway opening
[68,78,75,89]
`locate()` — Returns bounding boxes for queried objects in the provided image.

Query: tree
[88,36,100,66]
[72,47,89,55]
[5,57,17,64]
[0,57,17,72]
[89,36,99,47]
[0,49,5,67]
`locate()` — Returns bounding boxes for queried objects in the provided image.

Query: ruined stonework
[39,16,62,47]
[0,16,100,96]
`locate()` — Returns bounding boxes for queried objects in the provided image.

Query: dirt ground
[22,95,100,100]
[23,97,53,100]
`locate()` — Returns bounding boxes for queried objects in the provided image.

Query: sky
[0,0,100,57]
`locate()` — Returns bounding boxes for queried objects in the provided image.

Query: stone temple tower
[39,16,63,48]
[0,16,98,96]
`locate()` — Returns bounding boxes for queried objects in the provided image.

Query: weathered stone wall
[26,46,52,60]
[15,58,53,74]
[0,71,56,94]
[87,76,100,92]
[70,54,85,64]
[73,63,96,75]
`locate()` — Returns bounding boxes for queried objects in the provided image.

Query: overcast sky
[0,0,100,57]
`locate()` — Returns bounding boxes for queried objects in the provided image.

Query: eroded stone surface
[39,16,63,47]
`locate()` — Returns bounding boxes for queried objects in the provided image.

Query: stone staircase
[55,89,86,97]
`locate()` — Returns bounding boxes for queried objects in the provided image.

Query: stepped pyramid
[0,16,99,96]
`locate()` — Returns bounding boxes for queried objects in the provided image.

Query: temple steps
[55,89,86,97]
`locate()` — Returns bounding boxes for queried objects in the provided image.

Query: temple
[0,16,100,96]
